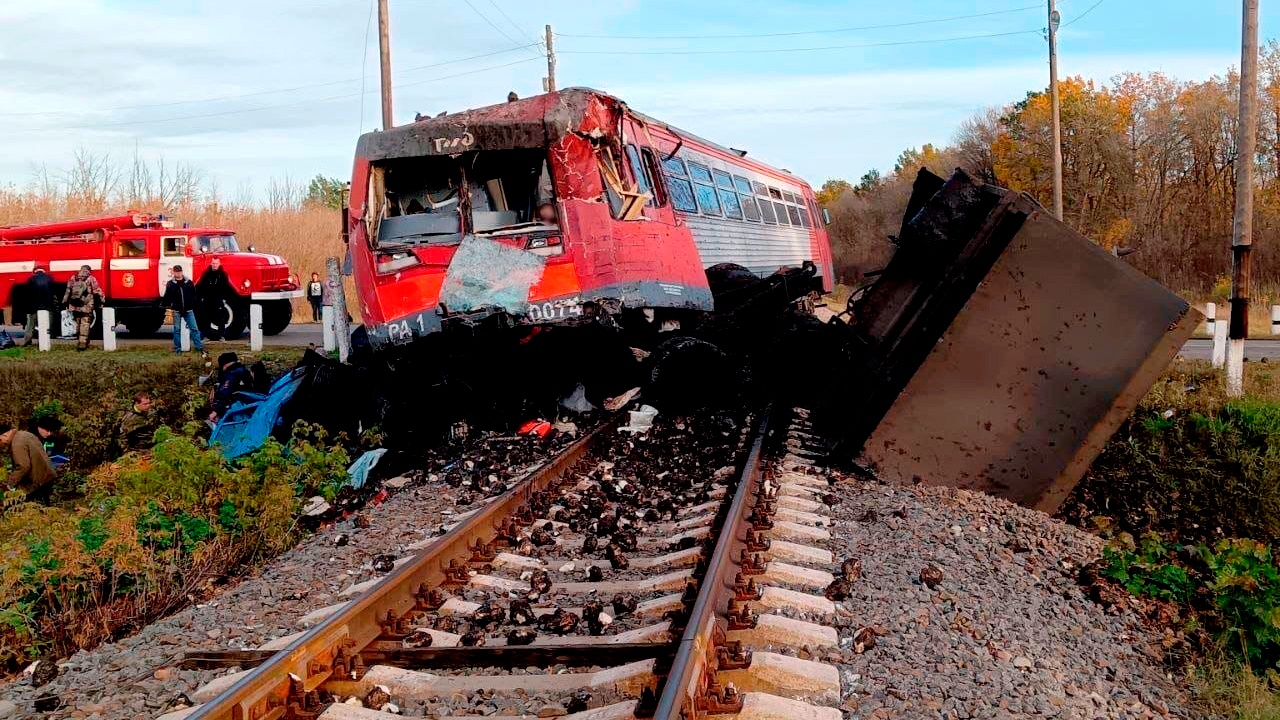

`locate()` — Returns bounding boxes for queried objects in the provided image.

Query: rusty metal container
[842,169,1199,512]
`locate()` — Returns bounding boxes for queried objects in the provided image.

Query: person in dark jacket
[34,416,69,470]
[160,265,205,354]
[196,257,233,340]
[21,267,56,347]
[209,352,254,421]
[0,422,55,503]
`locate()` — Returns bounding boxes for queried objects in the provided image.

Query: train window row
[659,155,813,228]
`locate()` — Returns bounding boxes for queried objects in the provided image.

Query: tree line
[821,44,1280,296]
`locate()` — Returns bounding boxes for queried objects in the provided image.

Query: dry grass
[1193,649,1280,720]
[0,186,352,322]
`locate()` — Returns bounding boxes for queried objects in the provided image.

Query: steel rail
[651,409,770,720]
[183,424,608,720]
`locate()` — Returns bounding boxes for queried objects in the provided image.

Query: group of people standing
[19,264,105,351]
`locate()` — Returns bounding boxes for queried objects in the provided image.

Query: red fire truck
[0,213,302,338]
[345,87,834,347]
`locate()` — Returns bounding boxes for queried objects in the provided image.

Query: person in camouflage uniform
[62,265,104,350]
[118,392,158,452]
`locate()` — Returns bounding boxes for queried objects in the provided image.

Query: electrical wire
[1063,0,1106,27]
[558,28,1042,56]
[556,3,1045,40]
[460,0,542,58]
[0,43,539,118]
[47,57,540,131]
[483,0,543,49]
[358,0,375,131]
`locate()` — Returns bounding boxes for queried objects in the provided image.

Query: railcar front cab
[349,99,703,347]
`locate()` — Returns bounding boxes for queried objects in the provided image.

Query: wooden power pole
[1228,0,1259,397]
[545,25,557,93]
[1047,0,1064,221]
[378,0,394,130]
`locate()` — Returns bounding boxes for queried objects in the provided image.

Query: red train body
[347,88,833,347]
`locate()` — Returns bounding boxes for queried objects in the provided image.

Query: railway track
[166,408,843,720]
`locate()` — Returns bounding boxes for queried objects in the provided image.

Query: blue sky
[0,1,1268,199]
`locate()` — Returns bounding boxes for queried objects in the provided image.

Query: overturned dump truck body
[822,169,1199,512]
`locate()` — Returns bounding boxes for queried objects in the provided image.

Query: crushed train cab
[346,87,834,348]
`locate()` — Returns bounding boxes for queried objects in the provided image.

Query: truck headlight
[243,279,251,288]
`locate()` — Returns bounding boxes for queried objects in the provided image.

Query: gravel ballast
[822,472,1191,719]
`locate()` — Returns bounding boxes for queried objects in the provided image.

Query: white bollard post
[101,307,116,352]
[1212,318,1228,368]
[1205,302,1216,336]
[180,317,191,352]
[1272,304,1279,336]
[321,305,336,352]
[249,303,263,352]
[36,310,51,352]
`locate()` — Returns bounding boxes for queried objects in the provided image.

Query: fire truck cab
[0,213,302,338]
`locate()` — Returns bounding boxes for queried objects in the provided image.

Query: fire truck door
[161,235,193,290]
[108,235,151,299]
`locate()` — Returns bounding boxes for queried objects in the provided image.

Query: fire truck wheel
[261,300,293,336]
[199,298,248,341]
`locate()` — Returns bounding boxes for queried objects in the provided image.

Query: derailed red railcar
[346,88,834,347]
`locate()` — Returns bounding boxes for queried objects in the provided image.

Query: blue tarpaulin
[210,367,308,459]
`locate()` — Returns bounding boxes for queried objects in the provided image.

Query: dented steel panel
[855,174,1199,512]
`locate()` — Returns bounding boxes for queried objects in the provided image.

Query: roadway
[3,323,1278,359]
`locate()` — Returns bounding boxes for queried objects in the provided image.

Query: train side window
[625,144,654,205]
[783,191,798,204]
[688,161,721,216]
[663,156,688,176]
[787,204,803,226]
[733,176,760,221]
[661,156,697,212]
[768,187,783,200]
[641,149,667,206]
[752,181,768,196]
[774,201,790,225]
[797,205,812,228]
[757,194,778,224]
[712,170,741,219]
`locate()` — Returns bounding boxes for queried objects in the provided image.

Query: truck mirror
[822,208,831,226]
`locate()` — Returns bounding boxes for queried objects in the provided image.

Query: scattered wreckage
[213,87,1196,514]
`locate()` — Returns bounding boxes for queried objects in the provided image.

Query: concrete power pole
[378,0,394,130]
[545,25,557,93]
[1227,0,1259,397]
[1047,0,1064,221]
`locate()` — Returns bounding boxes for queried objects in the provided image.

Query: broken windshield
[373,149,556,247]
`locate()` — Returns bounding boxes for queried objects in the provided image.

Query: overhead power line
[1063,0,1107,27]
[0,43,539,118]
[557,3,1045,40]
[483,0,543,48]
[48,57,540,131]
[557,29,1043,56]
[460,0,542,58]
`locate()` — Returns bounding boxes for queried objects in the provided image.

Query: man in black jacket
[196,257,233,340]
[21,267,55,347]
[160,265,205,354]
[209,351,254,421]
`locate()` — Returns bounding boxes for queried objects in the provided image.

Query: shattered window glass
[694,181,721,215]
[662,156,688,177]
[688,162,714,184]
[439,235,546,313]
[740,193,761,222]
[758,196,778,224]
[720,188,743,219]
[668,177,697,212]
[625,145,653,202]
[642,149,667,206]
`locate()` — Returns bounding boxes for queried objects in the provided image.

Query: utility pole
[544,24,557,93]
[1047,0,1064,221]
[377,0,394,130]
[1227,0,1259,397]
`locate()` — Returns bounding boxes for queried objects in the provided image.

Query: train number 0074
[527,298,583,322]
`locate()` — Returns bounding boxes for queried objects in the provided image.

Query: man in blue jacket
[160,265,205,354]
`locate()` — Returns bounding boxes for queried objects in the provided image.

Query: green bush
[0,423,348,671]
[1102,532,1195,604]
